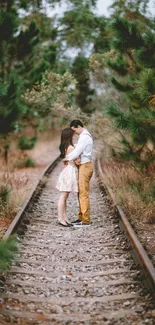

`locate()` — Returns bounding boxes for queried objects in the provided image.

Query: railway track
[0,156,155,325]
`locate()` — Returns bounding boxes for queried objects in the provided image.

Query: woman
[56,128,80,227]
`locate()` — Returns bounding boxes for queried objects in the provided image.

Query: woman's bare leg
[63,192,70,223]
[58,192,69,224]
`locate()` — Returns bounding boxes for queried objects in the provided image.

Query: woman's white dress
[56,161,78,192]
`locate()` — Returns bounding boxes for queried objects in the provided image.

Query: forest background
[0,0,155,268]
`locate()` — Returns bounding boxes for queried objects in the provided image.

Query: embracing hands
[62,157,81,166]
[74,157,81,165]
[63,159,69,166]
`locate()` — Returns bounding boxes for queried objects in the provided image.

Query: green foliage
[60,5,98,48]
[24,71,77,116]
[107,55,129,76]
[128,179,155,202]
[0,0,105,144]
[0,74,26,136]
[71,55,95,113]
[0,4,19,44]
[93,16,110,53]
[25,158,35,167]
[111,77,133,92]
[128,179,143,193]
[134,69,155,102]
[17,21,39,60]
[110,16,143,52]
[0,237,18,271]
[18,135,37,150]
[0,2,31,143]
[18,0,97,10]
[0,0,61,144]
[136,31,155,68]
[22,13,57,41]
[91,0,155,170]
[148,183,155,200]
[110,0,150,17]
[106,102,130,129]
[0,186,10,205]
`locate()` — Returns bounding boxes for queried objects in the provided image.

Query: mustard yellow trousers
[77,162,93,224]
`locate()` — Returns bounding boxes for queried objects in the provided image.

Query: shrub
[0,186,10,205]
[25,158,35,168]
[0,237,18,271]
[18,135,37,150]
[15,157,35,168]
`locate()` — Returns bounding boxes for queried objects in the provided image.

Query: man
[65,120,93,226]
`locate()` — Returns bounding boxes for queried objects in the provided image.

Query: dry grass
[0,130,59,238]
[0,172,32,238]
[0,185,28,219]
[90,111,155,225]
[101,159,155,224]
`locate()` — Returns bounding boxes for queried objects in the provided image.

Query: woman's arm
[64,146,80,165]
[62,145,74,165]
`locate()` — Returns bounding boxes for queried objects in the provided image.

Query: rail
[96,158,155,295]
[3,155,60,241]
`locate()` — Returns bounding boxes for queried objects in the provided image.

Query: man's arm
[66,135,87,161]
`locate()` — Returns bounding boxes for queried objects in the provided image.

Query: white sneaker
[73,221,90,227]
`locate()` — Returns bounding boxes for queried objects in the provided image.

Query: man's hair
[70,120,83,128]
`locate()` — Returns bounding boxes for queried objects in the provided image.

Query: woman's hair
[59,128,74,158]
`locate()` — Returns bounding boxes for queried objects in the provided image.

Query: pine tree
[92,0,155,171]
[18,11,58,87]
[0,0,59,161]
[58,1,100,112]
[59,2,97,49]
[71,55,95,113]
[110,0,150,17]
[0,1,27,162]
[93,16,110,53]
[0,0,109,144]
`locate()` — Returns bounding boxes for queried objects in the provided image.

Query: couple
[56,120,93,227]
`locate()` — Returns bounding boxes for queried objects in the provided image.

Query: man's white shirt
[66,129,93,164]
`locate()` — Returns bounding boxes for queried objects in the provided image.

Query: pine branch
[118,130,133,152]
[125,49,137,67]
[111,77,133,92]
